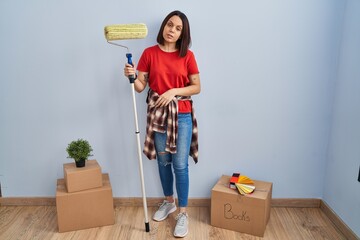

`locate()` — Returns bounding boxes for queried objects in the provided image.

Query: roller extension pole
[104,23,149,232]
[127,53,150,232]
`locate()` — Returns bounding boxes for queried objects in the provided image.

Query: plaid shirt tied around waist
[143,89,198,163]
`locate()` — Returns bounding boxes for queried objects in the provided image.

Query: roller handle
[126,53,136,83]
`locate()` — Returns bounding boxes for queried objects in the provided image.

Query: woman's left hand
[155,89,177,107]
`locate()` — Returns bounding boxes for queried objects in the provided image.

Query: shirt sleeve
[137,48,150,72]
[187,50,200,75]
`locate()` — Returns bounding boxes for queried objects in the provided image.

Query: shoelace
[175,213,187,226]
[158,201,169,210]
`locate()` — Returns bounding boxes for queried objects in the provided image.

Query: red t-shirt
[137,45,199,113]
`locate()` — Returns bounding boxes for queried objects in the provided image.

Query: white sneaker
[153,200,177,221]
[174,212,189,238]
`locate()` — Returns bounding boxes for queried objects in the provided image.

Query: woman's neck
[159,43,177,52]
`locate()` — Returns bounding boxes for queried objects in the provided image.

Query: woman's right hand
[124,63,136,79]
[123,64,147,93]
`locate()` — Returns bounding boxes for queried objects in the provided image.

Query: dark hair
[157,10,191,57]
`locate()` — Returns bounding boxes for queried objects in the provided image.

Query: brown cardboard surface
[56,173,115,232]
[211,175,272,237]
[63,159,102,193]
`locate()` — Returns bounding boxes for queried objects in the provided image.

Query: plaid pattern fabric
[143,89,198,163]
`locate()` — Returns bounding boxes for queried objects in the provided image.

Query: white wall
[324,0,360,236]
[0,0,357,235]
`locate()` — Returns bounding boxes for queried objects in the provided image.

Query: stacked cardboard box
[56,160,115,232]
[211,175,273,237]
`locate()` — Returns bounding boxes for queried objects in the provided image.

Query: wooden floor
[0,205,347,240]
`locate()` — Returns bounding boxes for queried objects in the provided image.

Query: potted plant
[66,138,93,168]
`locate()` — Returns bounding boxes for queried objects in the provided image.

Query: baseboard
[320,200,359,240]
[271,198,321,208]
[0,197,332,209]
[0,197,357,239]
[0,197,209,207]
[0,197,56,206]
[0,197,320,208]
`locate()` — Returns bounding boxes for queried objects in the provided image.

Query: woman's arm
[124,63,148,93]
[154,73,201,107]
[173,73,201,96]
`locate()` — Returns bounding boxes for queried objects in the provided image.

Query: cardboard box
[64,159,102,193]
[211,175,272,237]
[56,173,115,232]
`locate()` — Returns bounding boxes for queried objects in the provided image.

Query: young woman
[124,10,201,238]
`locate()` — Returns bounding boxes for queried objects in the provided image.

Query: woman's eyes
[167,23,182,32]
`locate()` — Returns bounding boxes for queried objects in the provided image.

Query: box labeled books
[211,175,272,237]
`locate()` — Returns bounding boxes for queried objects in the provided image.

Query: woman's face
[163,15,183,44]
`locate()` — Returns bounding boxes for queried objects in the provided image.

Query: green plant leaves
[66,138,93,162]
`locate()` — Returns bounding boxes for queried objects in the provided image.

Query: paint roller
[104,23,150,233]
[104,23,148,82]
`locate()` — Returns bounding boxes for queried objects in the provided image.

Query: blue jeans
[154,113,192,207]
